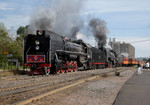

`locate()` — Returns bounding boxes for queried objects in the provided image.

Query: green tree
[15,25,29,63]
[16,25,29,40]
[0,22,12,64]
[0,23,29,67]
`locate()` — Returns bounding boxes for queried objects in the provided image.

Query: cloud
[82,0,150,15]
[0,14,30,30]
[0,2,14,11]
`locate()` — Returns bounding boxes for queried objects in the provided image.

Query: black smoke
[29,9,55,34]
[89,18,109,47]
[29,0,83,37]
[28,0,109,46]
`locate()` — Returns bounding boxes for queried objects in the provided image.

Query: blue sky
[0,0,150,57]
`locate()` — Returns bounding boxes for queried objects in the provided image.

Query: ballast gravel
[27,68,136,105]
[0,67,126,89]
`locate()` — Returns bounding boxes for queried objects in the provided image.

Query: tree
[15,25,30,63]
[0,23,30,66]
[0,22,12,64]
[16,25,29,40]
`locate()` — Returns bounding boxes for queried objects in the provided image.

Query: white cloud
[0,14,30,31]
[0,2,14,11]
[83,0,150,14]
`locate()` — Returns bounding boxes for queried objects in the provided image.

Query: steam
[28,0,110,47]
[89,18,109,47]
[53,0,83,36]
[70,26,80,39]
[29,8,55,34]
[29,0,83,36]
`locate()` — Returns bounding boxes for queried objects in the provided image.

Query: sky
[0,0,150,57]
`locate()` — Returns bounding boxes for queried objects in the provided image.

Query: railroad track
[0,68,117,93]
[0,75,43,82]
[0,68,128,105]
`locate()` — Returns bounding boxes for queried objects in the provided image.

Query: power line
[129,39,150,43]
[110,27,150,30]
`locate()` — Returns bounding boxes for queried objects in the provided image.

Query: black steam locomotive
[23,30,118,75]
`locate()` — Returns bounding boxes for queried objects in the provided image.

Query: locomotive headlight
[35,46,40,50]
[35,40,40,45]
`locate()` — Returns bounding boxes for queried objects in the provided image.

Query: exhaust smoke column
[29,8,56,34]
[70,26,80,39]
[89,18,109,48]
[29,0,83,37]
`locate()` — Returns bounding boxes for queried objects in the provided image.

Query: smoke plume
[89,18,109,47]
[28,0,110,46]
[70,26,80,39]
[29,8,55,34]
[29,0,83,37]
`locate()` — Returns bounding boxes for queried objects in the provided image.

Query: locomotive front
[23,30,51,75]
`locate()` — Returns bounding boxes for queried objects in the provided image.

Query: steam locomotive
[23,30,91,75]
[23,30,144,75]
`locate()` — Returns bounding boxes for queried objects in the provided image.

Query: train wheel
[61,69,65,73]
[70,62,73,72]
[44,67,50,76]
[74,61,78,71]
[54,64,60,74]
[66,61,71,72]
[108,62,113,68]
[61,64,66,73]
[60,70,62,73]
[65,70,68,73]
[57,70,60,74]
[73,62,76,72]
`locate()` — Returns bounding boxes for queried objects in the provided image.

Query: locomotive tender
[23,30,137,75]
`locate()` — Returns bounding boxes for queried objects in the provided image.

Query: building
[109,38,135,58]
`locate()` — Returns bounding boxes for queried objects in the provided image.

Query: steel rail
[14,69,125,105]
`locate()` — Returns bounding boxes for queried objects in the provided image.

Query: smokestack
[89,18,109,48]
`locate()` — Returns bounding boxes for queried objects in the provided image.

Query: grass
[0,69,28,77]
[0,63,30,77]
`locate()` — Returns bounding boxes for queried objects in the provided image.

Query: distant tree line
[0,22,28,65]
[136,57,150,62]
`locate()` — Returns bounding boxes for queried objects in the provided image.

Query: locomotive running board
[56,50,87,56]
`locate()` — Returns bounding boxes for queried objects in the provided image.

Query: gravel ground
[0,67,122,89]
[27,67,136,105]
